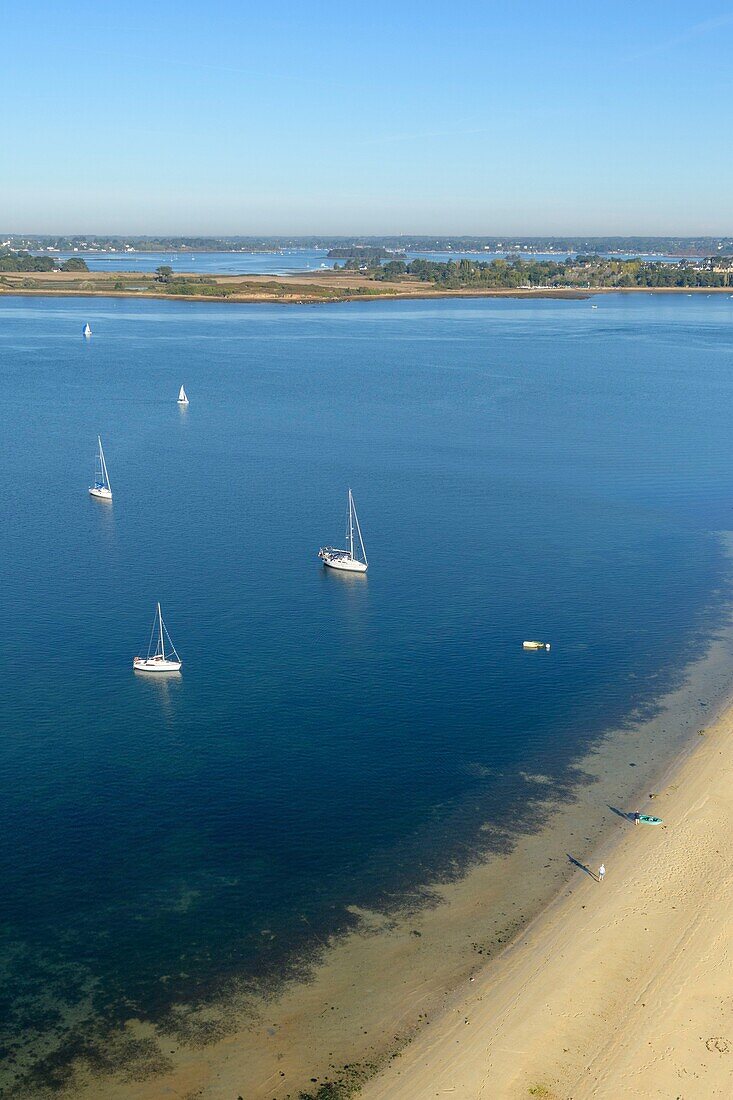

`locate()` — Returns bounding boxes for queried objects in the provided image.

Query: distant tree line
[0,249,88,272]
[327,246,395,261]
[361,256,733,289]
[4,234,733,257]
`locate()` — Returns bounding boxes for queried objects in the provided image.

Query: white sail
[133,602,182,673]
[177,385,189,404]
[318,489,368,573]
[83,322,92,337]
[88,435,112,499]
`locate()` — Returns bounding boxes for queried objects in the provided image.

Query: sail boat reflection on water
[139,669,183,725]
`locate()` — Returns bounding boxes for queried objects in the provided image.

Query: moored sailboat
[88,435,112,500]
[319,489,368,573]
[177,385,189,405]
[133,603,182,673]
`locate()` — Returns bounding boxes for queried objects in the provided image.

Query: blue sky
[3,1,733,234]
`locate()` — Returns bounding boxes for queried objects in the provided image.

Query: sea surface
[1,292,732,1094]
[41,248,337,275]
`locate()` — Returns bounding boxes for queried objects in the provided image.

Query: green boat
[636,813,663,825]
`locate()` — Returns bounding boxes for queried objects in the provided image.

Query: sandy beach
[362,689,733,1098]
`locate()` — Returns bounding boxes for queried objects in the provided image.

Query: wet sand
[54,601,733,1100]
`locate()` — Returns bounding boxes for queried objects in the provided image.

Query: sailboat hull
[320,552,368,573]
[133,657,182,673]
[89,486,112,500]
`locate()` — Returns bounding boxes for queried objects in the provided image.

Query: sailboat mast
[348,489,354,558]
[158,602,165,658]
[98,436,111,491]
[352,494,367,565]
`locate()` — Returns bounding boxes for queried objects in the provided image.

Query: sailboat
[133,603,182,673]
[177,385,189,405]
[319,489,368,573]
[83,322,92,337]
[88,435,112,500]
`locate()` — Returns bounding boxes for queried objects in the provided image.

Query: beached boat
[88,435,112,500]
[83,322,92,337]
[177,385,189,405]
[319,489,368,573]
[636,813,663,825]
[133,602,182,673]
[523,640,550,650]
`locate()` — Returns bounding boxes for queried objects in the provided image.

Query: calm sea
[41,248,337,275]
[1,292,732,1091]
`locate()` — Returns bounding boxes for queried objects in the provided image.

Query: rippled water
[1,292,732,1092]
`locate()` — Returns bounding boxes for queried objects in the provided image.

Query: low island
[1,249,732,305]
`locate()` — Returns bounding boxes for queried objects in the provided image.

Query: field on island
[0,267,591,303]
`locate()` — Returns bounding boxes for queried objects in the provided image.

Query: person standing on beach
[598,863,606,883]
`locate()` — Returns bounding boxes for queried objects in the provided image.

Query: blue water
[37,248,336,275]
[1,292,732,1092]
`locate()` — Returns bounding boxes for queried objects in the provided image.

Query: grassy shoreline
[2,268,733,306]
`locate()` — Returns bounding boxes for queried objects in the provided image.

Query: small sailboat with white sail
[83,322,92,337]
[319,489,368,573]
[177,385,189,405]
[133,603,182,673]
[88,435,112,500]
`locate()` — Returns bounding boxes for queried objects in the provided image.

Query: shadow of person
[608,805,635,823]
[567,853,596,879]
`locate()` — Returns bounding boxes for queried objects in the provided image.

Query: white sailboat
[177,385,189,405]
[83,322,92,337]
[133,602,182,673]
[319,489,368,573]
[88,435,112,500]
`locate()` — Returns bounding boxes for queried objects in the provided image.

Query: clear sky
[3,1,733,235]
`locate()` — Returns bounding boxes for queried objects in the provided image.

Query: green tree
[380,260,407,280]
[155,265,174,283]
[60,257,89,272]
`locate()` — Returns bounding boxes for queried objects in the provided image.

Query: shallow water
[1,292,732,1093]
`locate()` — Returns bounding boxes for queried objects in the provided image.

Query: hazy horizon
[5,231,733,242]
[3,2,733,234]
